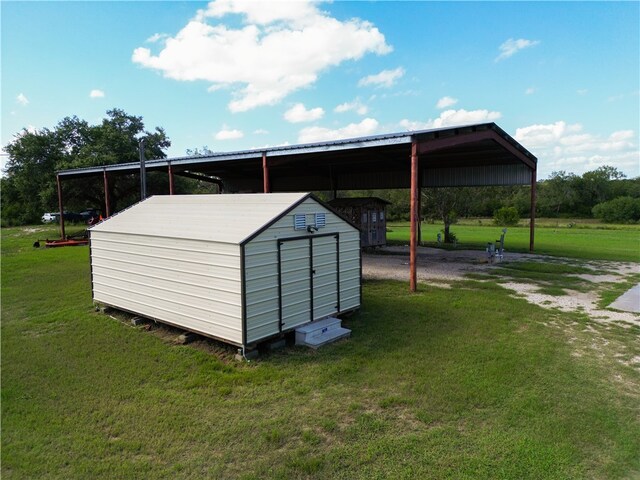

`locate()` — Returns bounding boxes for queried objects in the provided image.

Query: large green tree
[2,109,171,225]
[536,171,580,217]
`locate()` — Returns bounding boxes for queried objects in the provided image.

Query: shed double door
[278,234,340,331]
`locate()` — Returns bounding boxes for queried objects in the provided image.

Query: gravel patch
[363,245,640,327]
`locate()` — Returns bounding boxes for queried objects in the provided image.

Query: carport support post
[530,167,536,252]
[168,163,175,195]
[410,138,418,292]
[417,173,422,245]
[262,152,270,193]
[56,174,66,239]
[103,169,111,217]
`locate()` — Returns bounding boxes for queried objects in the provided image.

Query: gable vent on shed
[315,212,326,228]
[294,214,306,230]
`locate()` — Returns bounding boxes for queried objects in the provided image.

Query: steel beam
[103,169,111,217]
[530,167,537,252]
[168,163,175,195]
[417,129,536,170]
[56,174,66,239]
[174,170,224,192]
[410,139,418,292]
[262,152,270,193]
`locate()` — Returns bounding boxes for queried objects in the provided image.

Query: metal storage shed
[89,192,361,348]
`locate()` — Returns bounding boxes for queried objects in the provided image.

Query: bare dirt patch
[363,246,640,327]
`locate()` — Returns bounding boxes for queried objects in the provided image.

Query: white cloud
[89,89,105,98]
[399,108,502,131]
[13,125,38,139]
[284,103,324,123]
[358,67,404,88]
[495,38,540,62]
[214,125,244,140]
[334,98,368,115]
[525,87,536,95]
[146,33,168,43]
[195,0,319,26]
[436,96,458,109]
[257,141,290,149]
[16,93,29,106]
[132,1,391,112]
[298,117,379,143]
[577,89,588,96]
[253,128,269,135]
[514,121,639,177]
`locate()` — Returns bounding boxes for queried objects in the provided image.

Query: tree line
[345,165,640,225]
[1,109,216,226]
[2,109,639,227]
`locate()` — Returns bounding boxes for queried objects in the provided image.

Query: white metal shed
[89,193,361,347]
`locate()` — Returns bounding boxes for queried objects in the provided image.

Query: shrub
[493,206,520,226]
[592,196,640,223]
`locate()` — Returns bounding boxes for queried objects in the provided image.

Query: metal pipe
[56,174,66,239]
[103,169,111,217]
[262,152,270,193]
[530,167,537,252]
[410,138,418,292]
[139,138,147,200]
[168,163,175,195]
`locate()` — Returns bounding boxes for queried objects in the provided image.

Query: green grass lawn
[387,220,640,262]
[2,226,640,478]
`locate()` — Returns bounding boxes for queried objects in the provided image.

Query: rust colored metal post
[410,139,419,292]
[529,167,537,252]
[103,169,111,217]
[56,174,66,239]
[168,163,175,195]
[417,172,422,245]
[262,152,270,193]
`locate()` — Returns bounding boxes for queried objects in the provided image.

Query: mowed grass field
[387,220,640,262]
[2,225,640,478]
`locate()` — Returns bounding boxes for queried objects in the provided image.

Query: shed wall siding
[243,198,360,344]
[91,231,243,344]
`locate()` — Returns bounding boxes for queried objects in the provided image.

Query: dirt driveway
[363,246,640,327]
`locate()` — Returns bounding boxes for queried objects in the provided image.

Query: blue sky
[2,1,639,179]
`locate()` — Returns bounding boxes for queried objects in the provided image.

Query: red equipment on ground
[44,229,89,248]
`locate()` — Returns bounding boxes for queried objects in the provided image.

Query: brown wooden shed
[328,197,391,247]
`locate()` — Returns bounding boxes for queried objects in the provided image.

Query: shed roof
[89,192,312,244]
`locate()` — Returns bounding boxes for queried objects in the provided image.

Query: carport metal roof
[56,122,538,292]
[58,122,535,191]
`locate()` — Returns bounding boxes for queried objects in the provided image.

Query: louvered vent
[294,214,306,230]
[315,213,326,228]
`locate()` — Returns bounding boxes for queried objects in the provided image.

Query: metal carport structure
[57,122,537,292]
